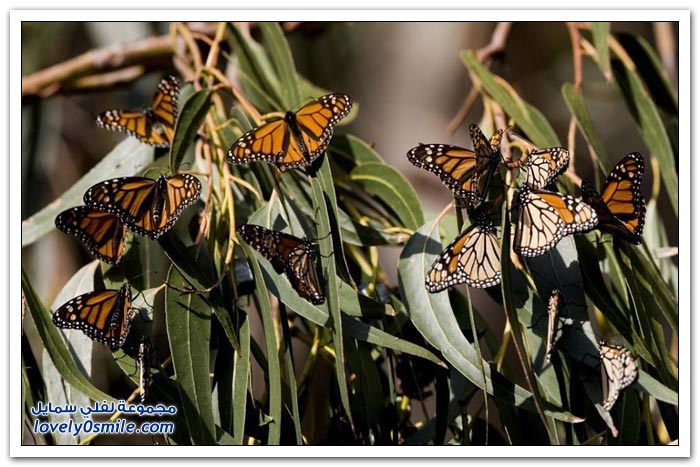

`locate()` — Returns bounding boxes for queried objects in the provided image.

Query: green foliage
[22,22,678,446]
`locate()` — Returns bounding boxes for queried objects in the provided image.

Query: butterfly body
[514,186,598,257]
[84,174,202,239]
[227,94,353,171]
[599,341,638,411]
[96,75,180,148]
[426,212,501,292]
[581,153,646,245]
[239,224,325,305]
[55,206,128,264]
[52,282,134,351]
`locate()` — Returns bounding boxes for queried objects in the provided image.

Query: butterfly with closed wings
[426,211,501,292]
[227,94,353,171]
[96,75,180,148]
[239,224,325,305]
[55,206,128,265]
[581,153,646,245]
[514,185,598,257]
[83,174,202,240]
[599,341,638,411]
[52,282,134,351]
[407,124,503,209]
[544,289,562,363]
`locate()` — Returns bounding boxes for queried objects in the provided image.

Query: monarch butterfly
[581,153,646,245]
[426,213,501,292]
[545,289,562,363]
[83,174,202,240]
[407,124,502,208]
[55,206,128,265]
[52,282,134,351]
[138,337,153,404]
[599,341,638,411]
[227,94,353,170]
[514,185,598,257]
[239,224,325,305]
[96,75,180,148]
[523,148,570,189]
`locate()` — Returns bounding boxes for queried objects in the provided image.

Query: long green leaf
[259,22,301,108]
[170,88,212,173]
[22,139,153,246]
[165,266,216,445]
[562,83,611,173]
[461,50,560,148]
[591,23,611,81]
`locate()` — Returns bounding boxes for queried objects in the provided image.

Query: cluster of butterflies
[48,74,641,412]
[50,78,353,351]
[52,76,202,352]
[407,125,646,292]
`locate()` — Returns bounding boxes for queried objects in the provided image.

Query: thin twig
[447,22,513,134]
[653,22,678,98]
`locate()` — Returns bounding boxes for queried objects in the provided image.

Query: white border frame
[10,8,689,458]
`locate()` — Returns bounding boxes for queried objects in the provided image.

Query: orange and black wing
[525,147,570,189]
[582,153,645,245]
[96,76,180,148]
[83,175,200,239]
[55,206,128,264]
[227,119,295,167]
[239,224,325,305]
[426,213,501,292]
[469,124,502,201]
[514,186,598,257]
[293,93,353,163]
[52,282,133,350]
[407,144,482,205]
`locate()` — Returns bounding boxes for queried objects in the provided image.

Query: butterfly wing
[239,224,325,304]
[280,237,325,305]
[426,214,501,292]
[52,282,133,350]
[55,207,128,264]
[407,144,482,204]
[599,342,638,411]
[514,187,598,257]
[525,148,570,189]
[151,75,180,128]
[469,124,502,208]
[545,289,562,363]
[293,93,353,163]
[582,153,646,244]
[226,119,294,167]
[96,76,180,148]
[153,174,202,235]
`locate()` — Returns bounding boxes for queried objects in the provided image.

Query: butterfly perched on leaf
[83,174,202,240]
[407,124,503,210]
[96,75,180,148]
[581,153,646,245]
[599,341,638,411]
[239,224,325,305]
[52,282,134,351]
[544,289,562,363]
[227,94,353,171]
[55,206,128,264]
[514,185,598,257]
[426,212,501,292]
